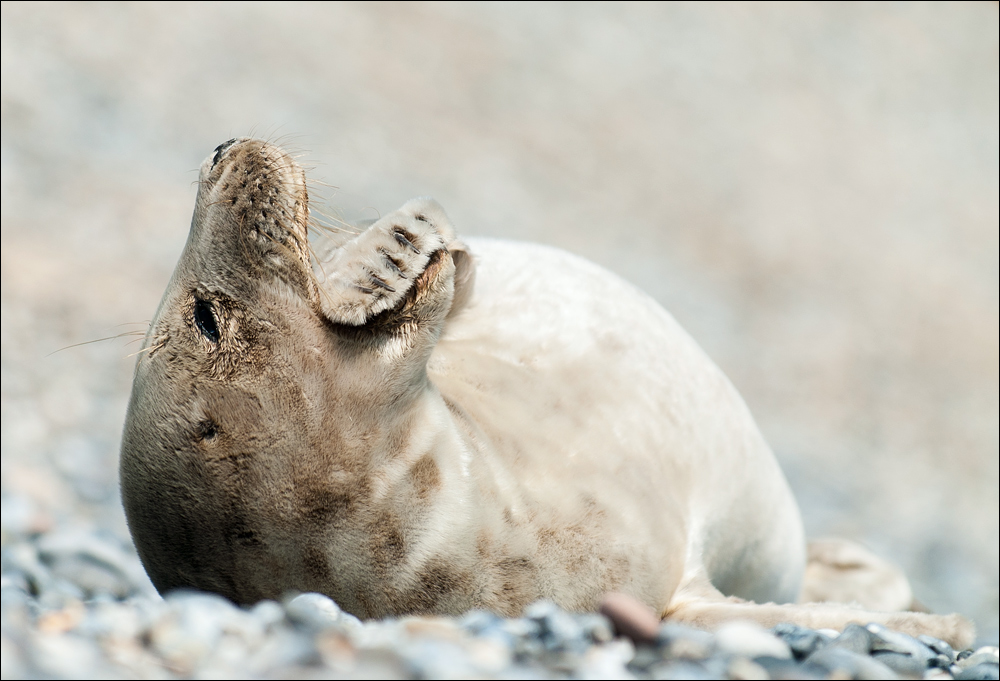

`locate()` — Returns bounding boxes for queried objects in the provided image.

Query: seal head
[120,139,465,604]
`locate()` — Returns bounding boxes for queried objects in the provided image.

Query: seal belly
[429,237,804,609]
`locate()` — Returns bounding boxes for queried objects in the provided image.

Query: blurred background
[2,2,997,638]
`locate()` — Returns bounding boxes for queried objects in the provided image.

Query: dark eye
[194,299,220,343]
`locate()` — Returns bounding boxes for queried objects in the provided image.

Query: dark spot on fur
[368,510,406,576]
[496,556,538,614]
[303,546,331,581]
[298,486,357,525]
[390,558,472,614]
[410,455,441,500]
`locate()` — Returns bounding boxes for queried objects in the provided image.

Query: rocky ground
[3,517,998,680]
[2,3,997,678]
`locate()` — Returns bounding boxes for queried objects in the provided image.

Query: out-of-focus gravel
[2,2,997,677]
[3,513,999,679]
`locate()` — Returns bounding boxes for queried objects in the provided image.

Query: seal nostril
[211,138,239,169]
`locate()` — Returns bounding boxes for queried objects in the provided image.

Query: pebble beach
[3,515,998,679]
[2,3,997,678]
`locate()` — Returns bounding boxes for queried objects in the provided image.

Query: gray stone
[829,622,875,655]
[868,622,935,664]
[754,656,827,680]
[3,543,54,597]
[149,589,241,669]
[36,528,151,597]
[245,626,321,674]
[283,592,344,630]
[715,620,791,660]
[649,659,714,680]
[920,635,956,662]
[955,663,1000,681]
[965,649,1000,666]
[872,650,928,676]
[961,653,1000,670]
[462,608,504,634]
[808,645,899,679]
[401,638,480,679]
[27,631,111,679]
[250,598,287,630]
[773,622,832,660]
[656,623,714,660]
[577,612,615,644]
[578,638,635,679]
[525,601,587,653]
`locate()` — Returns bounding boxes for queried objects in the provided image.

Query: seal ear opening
[447,242,476,319]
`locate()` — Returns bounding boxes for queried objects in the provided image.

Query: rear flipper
[800,538,923,612]
[665,571,974,650]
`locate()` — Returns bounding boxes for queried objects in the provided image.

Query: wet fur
[120,139,974,648]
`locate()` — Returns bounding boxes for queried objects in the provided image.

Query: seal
[120,138,973,647]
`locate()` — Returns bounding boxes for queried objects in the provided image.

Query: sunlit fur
[120,139,973,648]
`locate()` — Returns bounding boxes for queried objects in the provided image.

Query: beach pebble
[600,592,661,645]
[773,622,832,659]
[808,645,899,679]
[920,635,956,661]
[283,592,344,630]
[715,621,792,660]
[954,662,1000,681]
[873,649,929,676]
[657,622,715,660]
[830,622,875,655]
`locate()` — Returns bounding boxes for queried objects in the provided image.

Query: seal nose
[211,138,240,169]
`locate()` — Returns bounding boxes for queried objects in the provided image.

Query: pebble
[828,622,875,656]
[715,621,792,660]
[773,621,833,660]
[2,501,997,679]
[807,645,899,679]
[600,592,661,645]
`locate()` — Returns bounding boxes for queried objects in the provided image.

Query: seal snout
[195,138,311,272]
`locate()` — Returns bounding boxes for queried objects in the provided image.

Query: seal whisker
[125,341,164,359]
[47,330,150,356]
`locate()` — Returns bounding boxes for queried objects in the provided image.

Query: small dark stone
[773,622,831,660]
[955,662,1000,681]
[929,654,956,669]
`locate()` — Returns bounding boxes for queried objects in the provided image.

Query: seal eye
[194,299,220,343]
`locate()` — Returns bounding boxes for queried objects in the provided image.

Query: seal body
[120,139,972,647]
